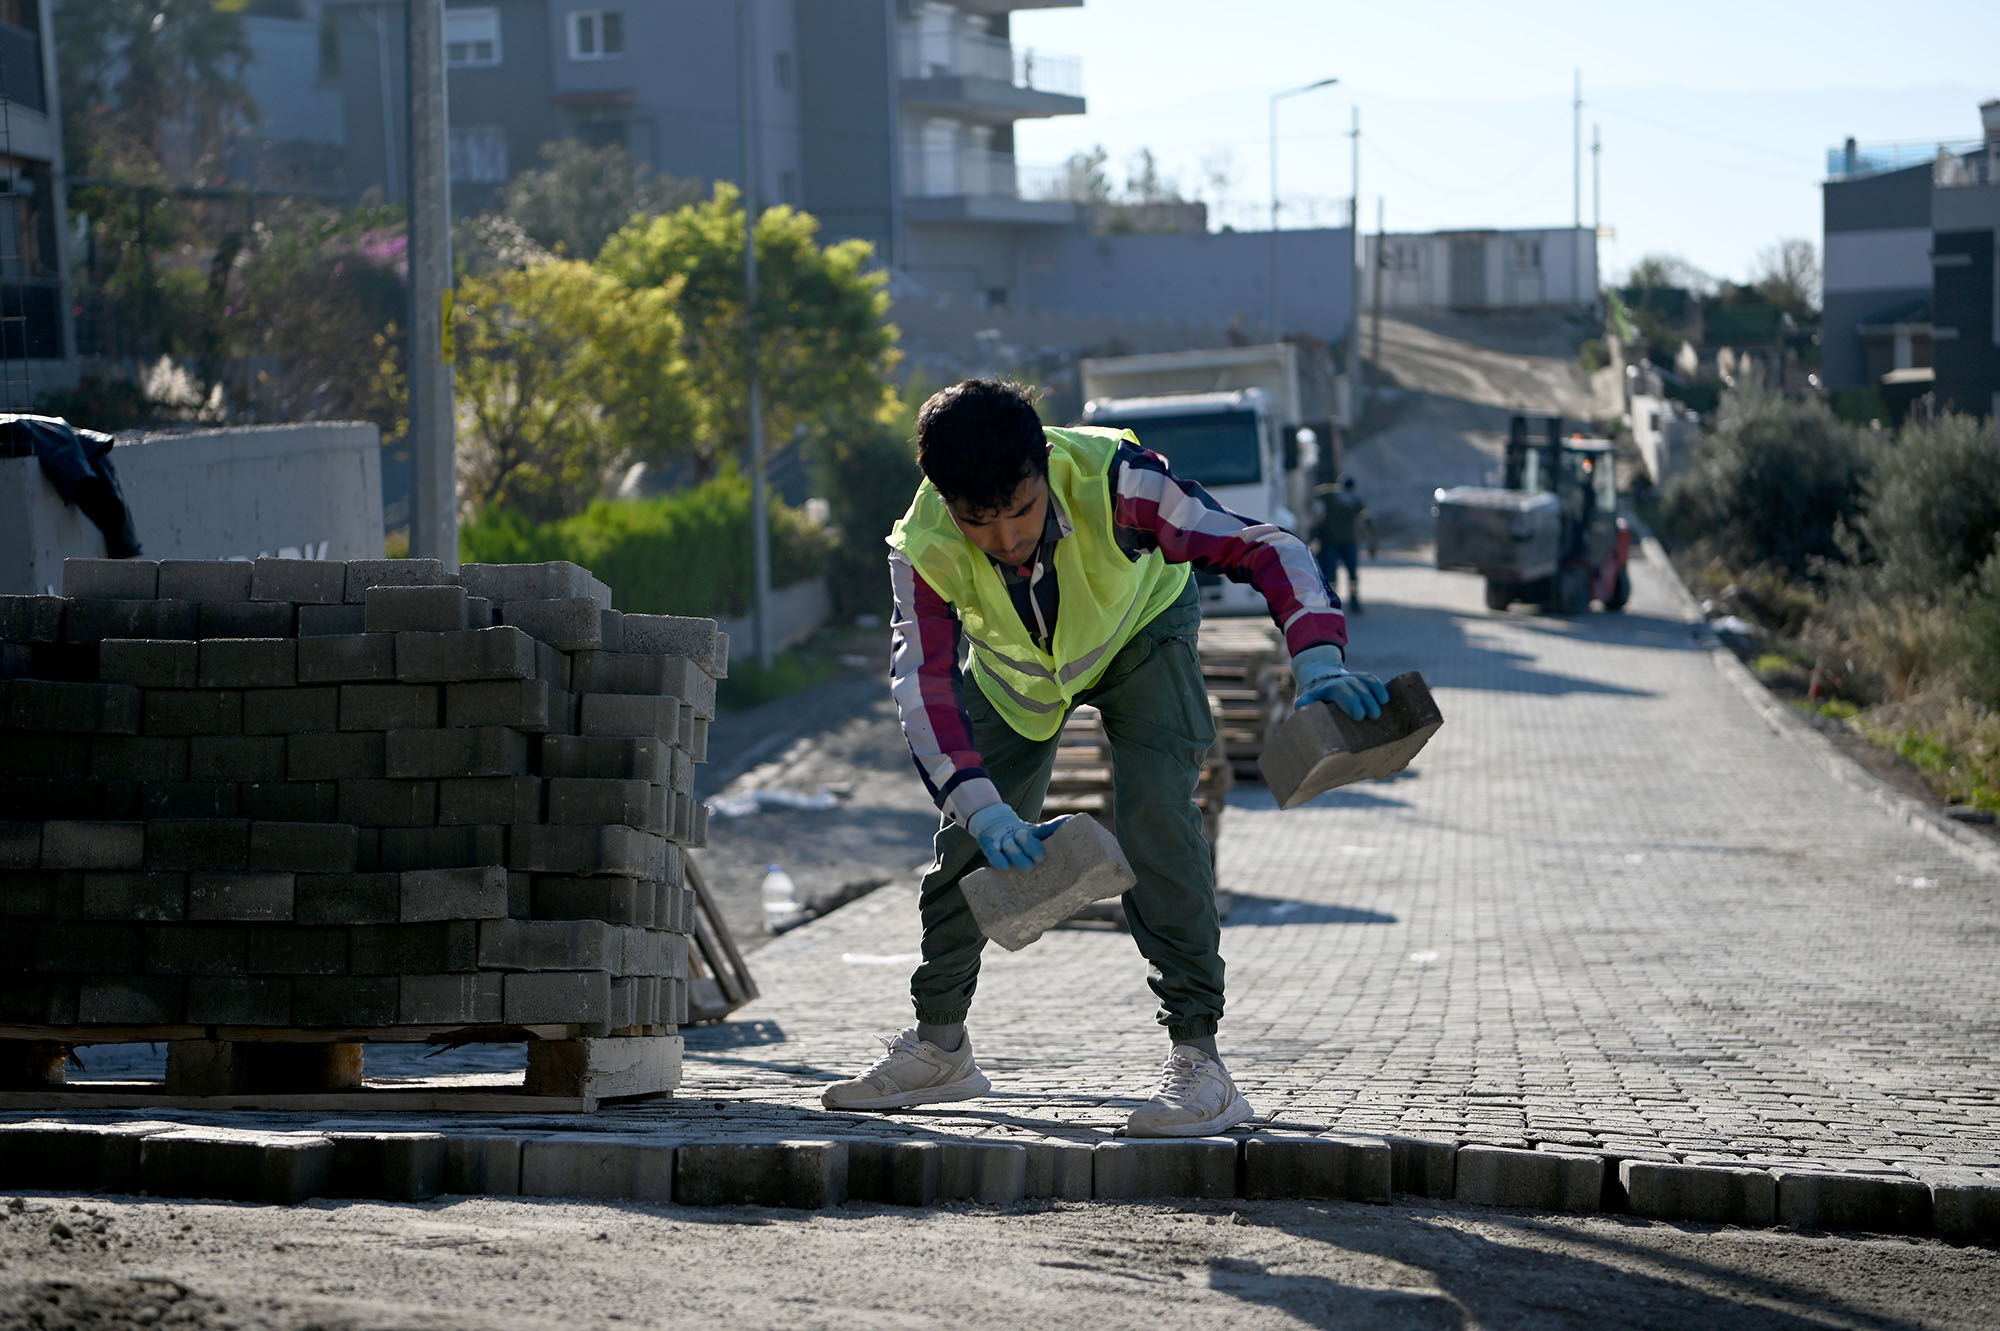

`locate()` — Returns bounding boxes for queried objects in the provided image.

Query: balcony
[897,28,1083,121]
[0,22,45,113]
[1826,138,1981,182]
[902,147,1080,226]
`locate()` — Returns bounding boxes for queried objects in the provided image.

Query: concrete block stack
[0,556,725,1101]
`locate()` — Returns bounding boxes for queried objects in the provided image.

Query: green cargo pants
[909,579,1224,1042]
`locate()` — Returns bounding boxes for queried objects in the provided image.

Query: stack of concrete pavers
[0,556,725,1102]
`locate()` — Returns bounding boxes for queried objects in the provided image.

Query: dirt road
[1344,309,1622,544]
[7,1190,1997,1330]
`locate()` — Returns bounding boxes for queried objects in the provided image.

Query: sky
[1009,0,2000,288]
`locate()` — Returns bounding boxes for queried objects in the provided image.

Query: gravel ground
[5,1190,1997,1331]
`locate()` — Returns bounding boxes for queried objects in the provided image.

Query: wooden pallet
[0,1031,684,1111]
[1039,697,1233,928]
[1197,620,1292,780]
[684,855,760,1024]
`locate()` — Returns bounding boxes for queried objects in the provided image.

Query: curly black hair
[913,379,1048,518]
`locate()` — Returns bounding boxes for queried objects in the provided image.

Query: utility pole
[1369,196,1384,403]
[406,0,456,567]
[1592,121,1602,302]
[1572,69,1583,307]
[1348,106,1360,428]
[739,0,772,670]
[1268,76,1338,343]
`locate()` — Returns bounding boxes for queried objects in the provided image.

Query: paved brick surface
[668,546,2000,1186]
[10,548,1999,1225]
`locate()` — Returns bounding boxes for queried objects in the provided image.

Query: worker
[822,379,1389,1136]
[1312,475,1377,613]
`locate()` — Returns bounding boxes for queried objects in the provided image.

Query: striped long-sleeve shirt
[890,439,1346,825]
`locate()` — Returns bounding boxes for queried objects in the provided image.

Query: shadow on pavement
[1229,1204,1929,1331]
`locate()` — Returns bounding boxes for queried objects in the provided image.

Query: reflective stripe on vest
[888,426,1191,741]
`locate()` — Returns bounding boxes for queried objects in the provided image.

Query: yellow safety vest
[889,426,1191,741]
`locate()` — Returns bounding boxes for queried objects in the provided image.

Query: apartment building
[1823,100,2000,419]
[317,0,1084,301]
[0,0,75,406]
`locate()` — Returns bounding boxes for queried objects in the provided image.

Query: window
[1511,239,1542,270]
[1379,241,1420,273]
[569,9,623,60]
[445,7,500,68]
[773,51,793,92]
[779,169,797,206]
[449,125,509,183]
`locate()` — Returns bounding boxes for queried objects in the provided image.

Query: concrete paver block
[323,1132,448,1201]
[252,557,347,604]
[846,1139,941,1206]
[1093,1138,1238,1200]
[63,557,159,599]
[385,725,528,780]
[500,597,604,650]
[0,593,65,642]
[0,1121,175,1192]
[248,820,357,873]
[156,558,254,603]
[344,558,451,603]
[297,632,398,684]
[503,970,611,1025]
[198,600,296,640]
[243,684,341,736]
[520,1134,675,1202]
[42,820,145,870]
[524,1036,681,1098]
[399,973,503,1025]
[961,814,1135,951]
[99,638,199,688]
[187,871,295,921]
[197,638,297,689]
[1020,1139,1096,1200]
[674,1140,847,1209]
[139,1129,335,1203]
[937,1141,1028,1203]
[1926,1170,2000,1244]
[1454,1146,1602,1213]
[1242,1133,1392,1202]
[298,603,367,636]
[1775,1169,1933,1235]
[541,734,674,783]
[441,1134,523,1196]
[1620,1161,1777,1227]
[459,561,605,607]
[364,583,468,633]
[1258,671,1443,809]
[399,866,511,922]
[395,627,537,683]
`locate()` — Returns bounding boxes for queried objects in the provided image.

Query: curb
[1,1119,1995,1243]
[1637,532,2000,881]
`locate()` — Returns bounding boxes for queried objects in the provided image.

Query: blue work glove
[966,804,1065,871]
[1291,644,1390,720]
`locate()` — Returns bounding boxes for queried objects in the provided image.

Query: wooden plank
[0,1024,579,1046]
[0,1073,597,1114]
[683,855,758,1022]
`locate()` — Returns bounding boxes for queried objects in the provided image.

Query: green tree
[1842,412,2000,597]
[597,183,899,480]
[1661,388,1869,578]
[1752,238,1822,321]
[57,0,256,182]
[498,140,702,262]
[453,259,701,521]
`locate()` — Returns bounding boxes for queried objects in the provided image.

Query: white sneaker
[1123,1045,1254,1137]
[821,1028,991,1111]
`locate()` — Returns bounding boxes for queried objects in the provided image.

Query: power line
[1583,101,1806,165]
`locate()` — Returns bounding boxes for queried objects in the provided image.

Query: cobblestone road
[673,541,2000,1189]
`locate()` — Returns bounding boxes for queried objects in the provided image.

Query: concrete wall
[1628,392,1697,487]
[1821,163,1936,389]
[716,576,831,657]
[1015,226,1357,344]
[1932,183,2000,418]
[1,423,383,595]
[798,0,901,267]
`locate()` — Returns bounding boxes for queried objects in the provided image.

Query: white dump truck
[1080,343,1333,617]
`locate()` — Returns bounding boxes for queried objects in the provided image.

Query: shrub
[1660,388,1867,578]
[809,400,923,619]
[459,468,831,618]
[1841,412,2000,599]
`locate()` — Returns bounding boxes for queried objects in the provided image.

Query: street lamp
[1270,75,1338,342]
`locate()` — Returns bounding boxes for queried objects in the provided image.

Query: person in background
[821,379,1389,1136]
[1312,475,1378,613]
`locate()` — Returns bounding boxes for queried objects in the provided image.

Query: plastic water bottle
[761,864,803,933]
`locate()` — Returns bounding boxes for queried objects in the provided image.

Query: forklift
[1487,415,1632,613]
[1434,415,1633,615]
